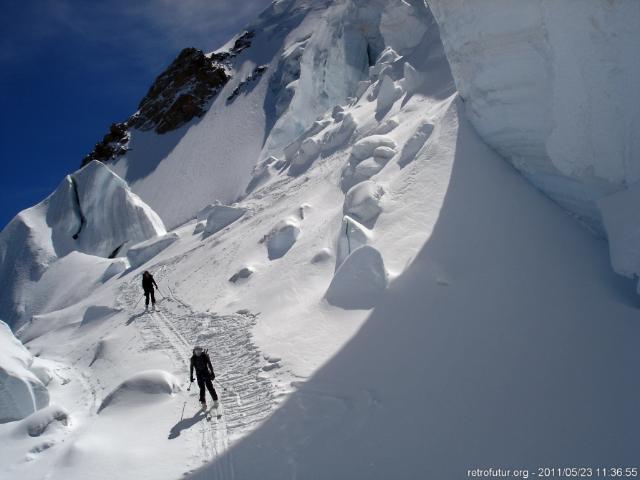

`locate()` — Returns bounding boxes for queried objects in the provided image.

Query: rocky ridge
[82,31,256,167]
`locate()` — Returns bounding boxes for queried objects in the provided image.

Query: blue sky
[0,0,271,229]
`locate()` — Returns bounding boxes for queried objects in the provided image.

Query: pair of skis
[202,401,222,421]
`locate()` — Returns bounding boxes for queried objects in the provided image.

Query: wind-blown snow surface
[1,1,639,479]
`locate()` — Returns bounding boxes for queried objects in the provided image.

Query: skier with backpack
[190,346,219,409]
[142,270,158,309]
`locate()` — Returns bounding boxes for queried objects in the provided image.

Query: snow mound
[336,216,371,269]
[376,75,404,116]
[126,232,179,269]
[196,203,220,222]
[402,62,423,94]
[370,47,401,80]
[344,181,385,227]
[398,121,434,167]
[229,266,254,283]
[29,358,54,387]
[289,137,322,175]
[311,248,333,264]
[343,137,398,190]
[598,184,640,283]
[193,222,206,235]
[19,405,70,437]
[0,321,49,423]
[81,306,121,327]
[203,205,246,237]
[245,156,282,195]
[352,159,386,183]
[374,146,396,160]
[373,116,400,135]
[351,135,397,162]
[325,245,389,310]
[321,113,358,153]
[101,258,129,282]
[98,370,181,413]
[265,219,301,260]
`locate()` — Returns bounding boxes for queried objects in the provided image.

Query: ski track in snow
[116,263,274,477]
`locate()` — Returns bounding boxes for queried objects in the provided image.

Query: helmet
[193,346,204,356]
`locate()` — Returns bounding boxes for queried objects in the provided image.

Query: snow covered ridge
[428,1,640,226]
[0,161,165,328]
[97,0,438,229]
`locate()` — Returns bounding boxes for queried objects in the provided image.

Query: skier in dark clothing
[190,346,219,408]
[142,271,158,309]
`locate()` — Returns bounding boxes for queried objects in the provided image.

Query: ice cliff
[0,161,165,328]
[0,321,49,423]
[428,0,640,279]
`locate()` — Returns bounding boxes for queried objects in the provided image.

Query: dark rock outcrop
[227,65,268,103]
[230,31,255,55]
[129,47,230,134]
[82,122,129,167]
[81,30,257,167]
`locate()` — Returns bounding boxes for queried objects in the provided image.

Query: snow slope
[109,0,333,229]
[0,1,639,479]
[191,96,640,480]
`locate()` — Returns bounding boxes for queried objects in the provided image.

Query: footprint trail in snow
[116,264,275,475]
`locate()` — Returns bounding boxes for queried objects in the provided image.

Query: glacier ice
[127,233,180,269]
[0,161,165,327]
[101,258,129,282]
[376,75,404,116]
[598,184,640,282]
[326,245,388,310]
[69,161,166,258]
[265,219,301,260]
[203,204,247,237]
[336,215,371,270]
[343,180,385,227]
[0,321,49,423]
[428,0,640,228]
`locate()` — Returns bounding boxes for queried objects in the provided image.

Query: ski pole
[214,379,228,391]
[134,294,144,309]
